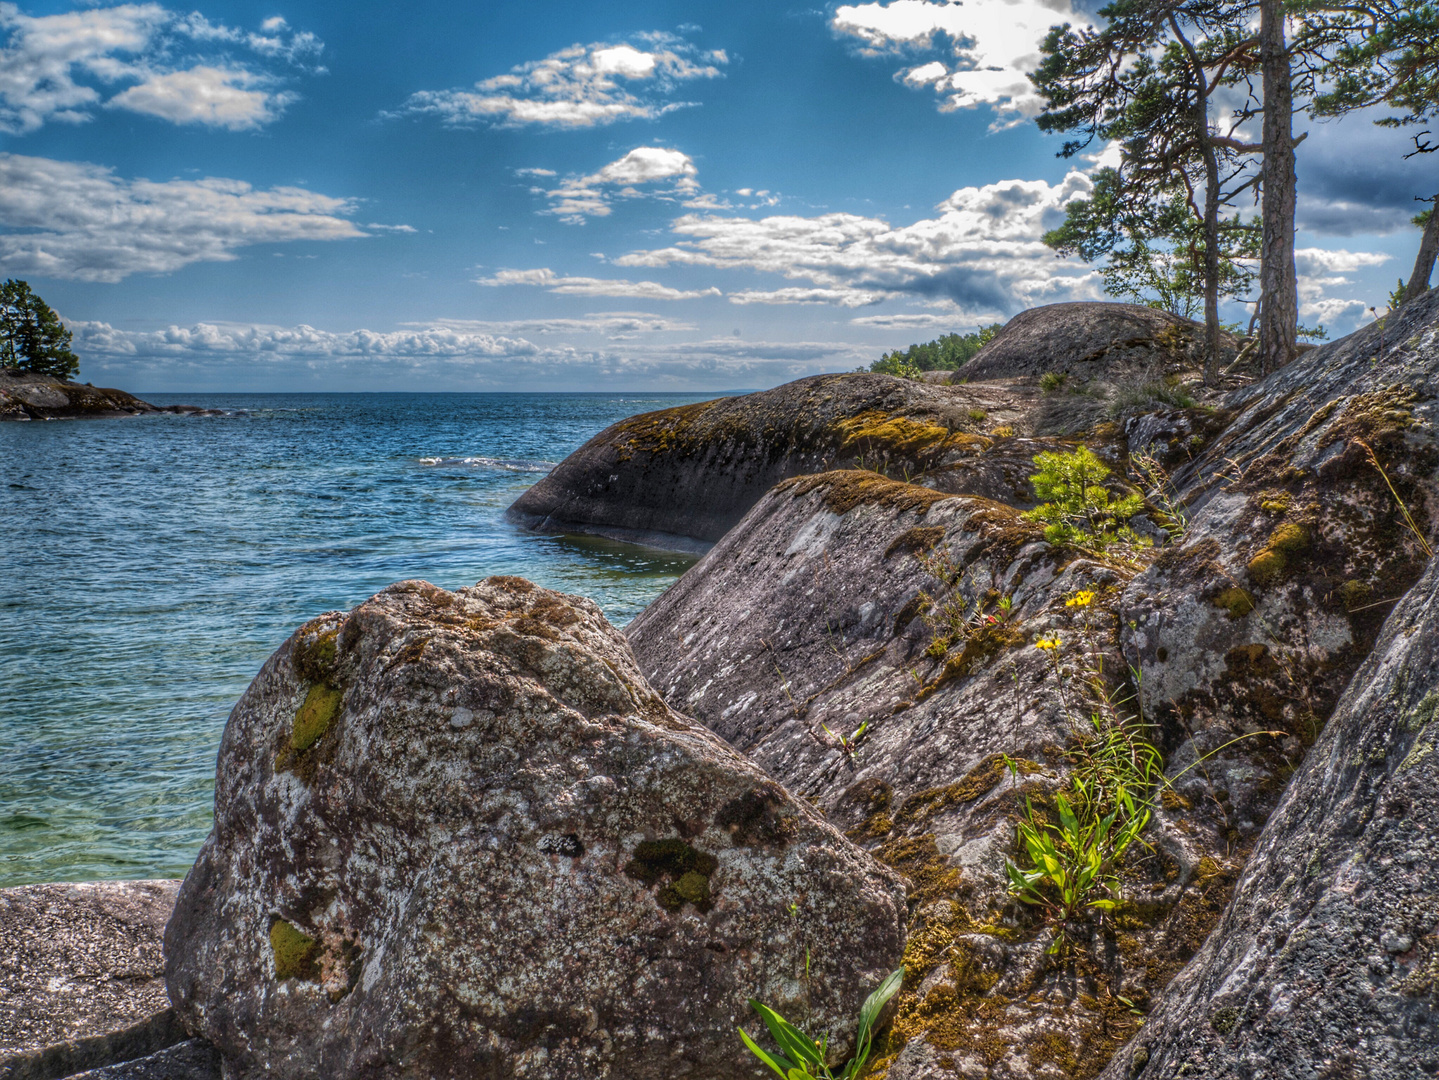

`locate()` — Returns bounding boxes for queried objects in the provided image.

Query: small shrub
[1023,446,1145,550]
[968,407,988,423]
[1039,370,1068,393]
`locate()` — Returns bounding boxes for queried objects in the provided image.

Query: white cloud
[830,0,1086,129]
[729,286,884,307]
[414,313,695,336]
[1294,247,1391,275]
[613,172,1098,314]
[475,266,721,300]
[0,2,322,133]
[0,153,366,283]
[541,146,699,223]
[850,311,970,327]
[393,33,725,129]
[106,65,290,129]
[69,315,864,389]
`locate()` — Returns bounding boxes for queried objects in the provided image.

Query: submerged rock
[1104,554,1439,1079]
[165,576,906,1080]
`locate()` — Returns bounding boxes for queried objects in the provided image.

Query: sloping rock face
[627,292,1439,1078]
[629,473,1235,1077]
[1,881,187,1080]
[1102,554,1439,1080]
[505,373,1036,551]
[0,372,206,420]
[165,576,906,1080]
[1117,288,1439,874]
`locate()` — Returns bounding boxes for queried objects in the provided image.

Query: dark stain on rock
[715,785,797,847]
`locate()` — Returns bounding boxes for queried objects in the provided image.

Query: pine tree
[0,279,80,380]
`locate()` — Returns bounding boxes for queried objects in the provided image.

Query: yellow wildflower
[1066,590,1096,608]
[1035,637,1062,651]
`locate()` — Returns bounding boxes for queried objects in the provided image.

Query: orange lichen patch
[609,399,722,458]
[892,755,1042,831]
[833,410,958,457]
[780,470,952,516]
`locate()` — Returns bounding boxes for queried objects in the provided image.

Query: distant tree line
[1031,0,1438,384]
[869,325,1005,376]
[0,279,80,380]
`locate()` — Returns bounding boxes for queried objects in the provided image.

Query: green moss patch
[625,837,718,913]
[293,683,342,751]
[270,919,320,981]
[1213,587,1256,619]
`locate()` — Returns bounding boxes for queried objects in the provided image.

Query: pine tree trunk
[1403,199,1439,305]
[1259,0,1298,375]
[1202,162,1222,385]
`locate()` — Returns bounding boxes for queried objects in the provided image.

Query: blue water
[0,393,715,887]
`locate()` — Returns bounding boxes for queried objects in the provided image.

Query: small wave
[417,455,556,473]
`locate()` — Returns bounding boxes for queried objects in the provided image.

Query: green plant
[739,967,905,1080]
[1023,446,1146,550]
[822,718,870,764]
[1039,370,1068,392]
[1007,787,1149,952]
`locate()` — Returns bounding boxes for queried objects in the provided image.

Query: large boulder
[164,576,906,1080]
[1102,552,1439,1080]
[955,302,1237,383]
[1117,287,1439,869]
[505,306,1240,554]
[504,372,1033,552]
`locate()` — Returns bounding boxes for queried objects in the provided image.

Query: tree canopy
[869,325,1004,376]
[0,280,80,381]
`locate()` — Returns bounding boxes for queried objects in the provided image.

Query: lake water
[0,392,716,887]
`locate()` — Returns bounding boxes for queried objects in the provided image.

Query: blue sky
[0,0,1430,391]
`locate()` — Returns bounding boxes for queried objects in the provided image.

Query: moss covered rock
[165,577,905,1080]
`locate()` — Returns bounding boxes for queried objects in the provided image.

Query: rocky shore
[5,297,1436,1078]
[0,372,212,421]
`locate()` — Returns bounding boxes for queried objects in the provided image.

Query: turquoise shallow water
[0,392,715,887]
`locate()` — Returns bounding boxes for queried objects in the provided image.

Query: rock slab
[0,372,209,421]
[1104,554,1439,1078]
[0,881,186,1080]
[166,576,907,1080]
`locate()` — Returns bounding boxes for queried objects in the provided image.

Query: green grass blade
[740,1027,797,1079]
[752,1002,824,1067]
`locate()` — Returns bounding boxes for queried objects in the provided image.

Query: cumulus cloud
[69,315,864,389]
[1294,246,1391,328]
[0,153,366,282]
[0,2,322,133]
[393,33,725,129]
[613,172,1098,315]
[72,318,540,362]
[475,267,721,300]
[830,0,1085,129]
[539,146,699,223]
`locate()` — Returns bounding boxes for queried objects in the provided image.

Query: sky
[0,0,1431,392]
